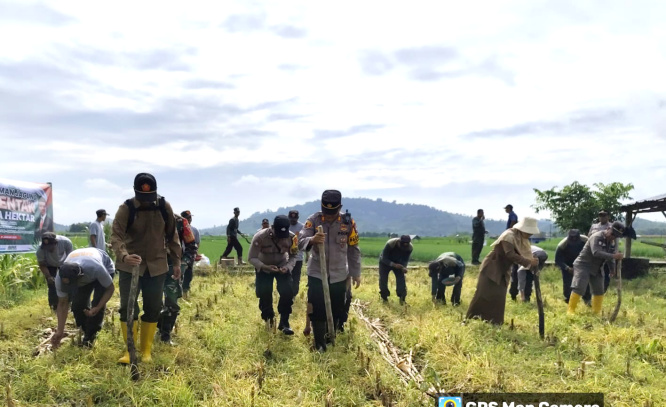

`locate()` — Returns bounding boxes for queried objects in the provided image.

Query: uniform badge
[304,220,313,229]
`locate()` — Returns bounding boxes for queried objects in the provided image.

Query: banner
[0,178,54,253]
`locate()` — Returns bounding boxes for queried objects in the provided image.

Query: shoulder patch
[304,220,313,229]
[348,220,359,246]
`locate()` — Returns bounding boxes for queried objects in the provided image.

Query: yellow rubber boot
[139,321,158,363]
[591,295,604,315]
[118,321,139,364]
[567,292,582,315]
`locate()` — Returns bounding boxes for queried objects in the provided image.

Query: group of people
[39,175,627,362]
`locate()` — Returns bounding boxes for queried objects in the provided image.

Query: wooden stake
[126,264,140,381]
[609,260,623,323]
[534,272,545,339]
[317,225,335,346]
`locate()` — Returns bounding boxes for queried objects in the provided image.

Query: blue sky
[1,0,665,228]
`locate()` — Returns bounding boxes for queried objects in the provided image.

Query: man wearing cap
[248,215,299,334]
[158,212,197,344]
[221,207,246,265]
[378,235,413,305]
[299,190,361,352]
[471,209,486,265]
[257,218,270,233]
[50,247,115,348]
[36,232,74,311]
[180,210,199,298]
[567,221,625,315]
[505,205,518,230]
[555,230,591,305]
[111,173,181,364]
[89,209,108,252]
[516,245,548,302]
[466,217,540,325]
[588,210,613,292]
[429,252,465,306]
[288,210,305,297]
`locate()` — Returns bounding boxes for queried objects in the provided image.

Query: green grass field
[1,235,664,405]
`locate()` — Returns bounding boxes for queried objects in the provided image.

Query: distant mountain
[199,198,557,237]
[54,222,69,233]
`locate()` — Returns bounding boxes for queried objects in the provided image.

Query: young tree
[532,181,634,233]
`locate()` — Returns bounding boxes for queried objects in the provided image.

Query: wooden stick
[126,264,140,380]
[609,260,622,323]
[533,271,545,339]
[317,225,335,345]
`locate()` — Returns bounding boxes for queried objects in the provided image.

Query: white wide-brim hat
[514,217,540,235]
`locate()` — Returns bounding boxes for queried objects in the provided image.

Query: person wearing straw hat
[466,217,540,325]
[567,221,624,316]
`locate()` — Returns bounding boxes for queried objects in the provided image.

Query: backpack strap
[124,199,137,232]
[124,196,169,233]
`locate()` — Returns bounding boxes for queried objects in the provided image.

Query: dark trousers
[182,262,194,292]
[46,266,59,311]
[118,269,167,323]
[291,260,303,297]
[560,265,591,304]
[71,280,106,337]
[307,276,346,327]
[509,264,520,299]
[431,272,464,305]
[378,266,407,300]
[518,271,534,300]
[222,236,243,258]
[603,263,611,293]
[340,284,352,328]
[471,238,483,263]
[255,271,293,320]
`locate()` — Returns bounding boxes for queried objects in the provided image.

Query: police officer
[378,235,413,304]
[158,213,197,345]
[248,215,298,334]
[588,210,613,292]
[298,190,361,352]
[180,210,199,299]
[111,173,182,364]
[568,221,624,316]
[288,210,305,297]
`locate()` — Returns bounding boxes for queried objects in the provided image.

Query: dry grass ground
[1,262,665,406]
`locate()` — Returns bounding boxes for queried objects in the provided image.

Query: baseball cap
[96,209,108,217]
[41,232,57,247]
[321,190,342,214]
[59,262,83,296]
[261,218,269,224]
[273,215,290,238]
[400,235,411,245]
[611,221,625,237]
[598,210,609,216]
[233,207,240,212]
[288,210,299,219]
[133,173,157,202]
[181,210,192,219]
[504,204,513,210]
[567,229,581,240]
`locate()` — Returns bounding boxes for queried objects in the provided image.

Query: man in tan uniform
[248,215,298,334]
[111,173,181,363]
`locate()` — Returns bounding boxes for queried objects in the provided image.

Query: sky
[1,0,665,229]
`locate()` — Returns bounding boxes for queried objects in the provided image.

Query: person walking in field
[50,247,115,348]
[89,209,109,252]
[555,229,591,305]
[567,221,624,316]
[516,245,548,302]
[36,232,73,311]
[428,252,465,306]
[180,210,199,299]
[298,190,361,352]
[466,217,540,325]
[471,209,486,265]
[158,212,197,345]
[288,210,305,298]
[248,215,299,335]
[221,207,247,265]
[378,235,413,305]
[111,173,181,364]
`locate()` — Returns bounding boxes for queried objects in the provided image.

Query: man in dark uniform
[111,173,181,364]
[248,215,298,334]
[221,207,246,265]
[588,210,613,292]
[378,235,413,304]
[471,209,486,265]
[298,190,361,352]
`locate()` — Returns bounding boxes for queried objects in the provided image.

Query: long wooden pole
[609,259,623,323]
[126,264,140,380]
[317,225,335,345]
[533,271,545,339]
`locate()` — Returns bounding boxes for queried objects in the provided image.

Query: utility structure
[619,193,666,278]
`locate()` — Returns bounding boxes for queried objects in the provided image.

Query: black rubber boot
[278,315,294,335]
[312,320,327,352]
[159,311,178,345]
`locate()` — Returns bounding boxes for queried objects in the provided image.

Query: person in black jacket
[378,235,413,305]
[555,229,590,305]
[221,207,246,265]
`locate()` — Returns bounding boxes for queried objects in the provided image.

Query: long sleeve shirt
[378,238,413,271]
[573,231,617,275]
[298,212,361,283]
[554,236,587,270]
[226,217,240,238]
[472,217,485,241]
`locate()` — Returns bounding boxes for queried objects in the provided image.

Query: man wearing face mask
[111,173,181,364]
[298,190,361,352]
